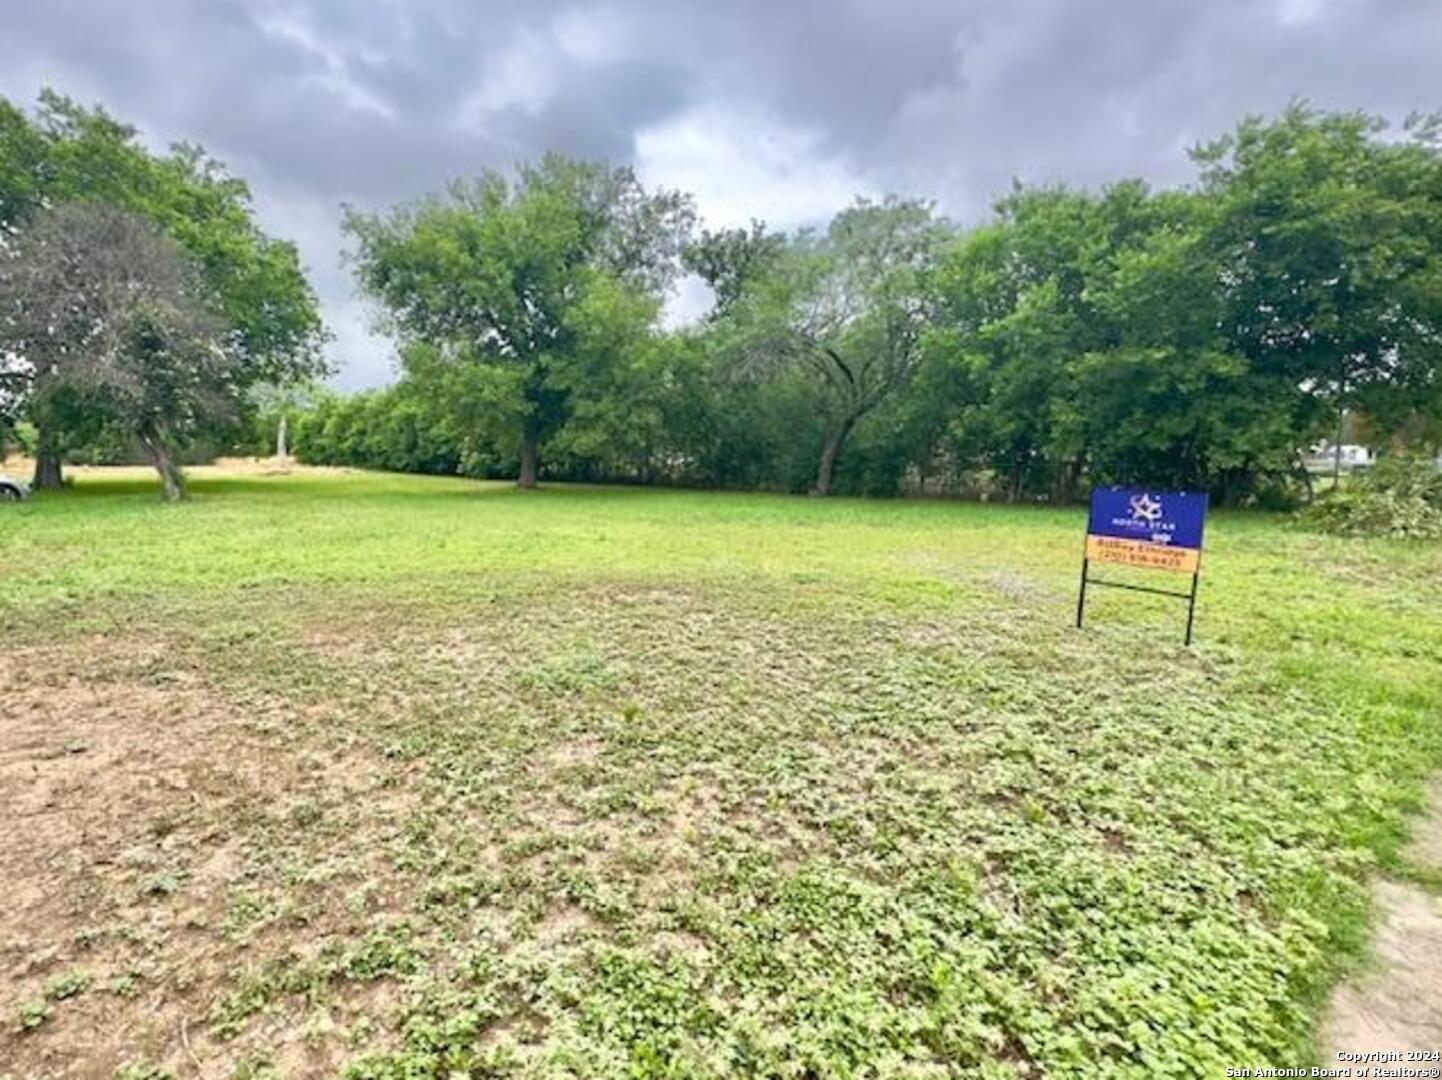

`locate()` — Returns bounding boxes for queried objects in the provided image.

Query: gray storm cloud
[5,0,1440,387]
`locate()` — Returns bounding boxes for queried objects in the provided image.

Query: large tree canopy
[1196,104,1442,473]
[908,107,1442,500]
[918,182,1306,501]
[0,90,327,489]
[0,203,235,499]
[721,197,948,495]
[343,155,693,488]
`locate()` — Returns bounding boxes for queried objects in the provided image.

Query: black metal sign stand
[1075,557,1202,645]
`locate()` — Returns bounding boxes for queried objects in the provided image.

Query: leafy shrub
[1,420,38,457]
[1302,455,1442,539]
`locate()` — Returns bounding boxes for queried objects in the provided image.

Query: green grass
[1,467,1440,1078]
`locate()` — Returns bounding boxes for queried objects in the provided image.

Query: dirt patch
[1404,778,1442,869]
[532,904,597,947]
[542,735,605,772]
[0,647,420,1077]
[1320,784,1442,1058]
[0,454,350,482]
[207,456,299,475]
[0,671,232,929]
[1320,883,1442,1056]
[0,663,256,1075]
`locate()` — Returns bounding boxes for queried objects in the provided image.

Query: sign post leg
[1076,558,1090,629]
[1184,571,1199,646]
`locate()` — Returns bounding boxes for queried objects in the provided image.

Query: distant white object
[0,473,31,500]
[1303,442,1375,473]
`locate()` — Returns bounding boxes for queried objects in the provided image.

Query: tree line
[4,90,1441,503]
[305,105,1442,503]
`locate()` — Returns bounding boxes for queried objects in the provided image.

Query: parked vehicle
[0,474,31,500]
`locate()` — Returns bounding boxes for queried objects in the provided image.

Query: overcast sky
[6,0,1440,388]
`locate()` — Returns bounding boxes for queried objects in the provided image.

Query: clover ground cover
[1,467,1439,1077]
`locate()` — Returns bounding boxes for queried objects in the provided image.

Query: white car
[0,474,31,500]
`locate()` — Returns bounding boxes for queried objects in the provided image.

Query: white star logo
[1129,493,1163,524]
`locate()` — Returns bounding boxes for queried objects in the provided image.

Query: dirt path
[1320,781,1442,1059]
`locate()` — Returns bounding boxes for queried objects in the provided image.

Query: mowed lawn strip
[1,468,1439,1078]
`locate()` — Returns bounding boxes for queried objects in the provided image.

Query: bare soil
[0,642,408,1078]
[1320,782,1442,1059]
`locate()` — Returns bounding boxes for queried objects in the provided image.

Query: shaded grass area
[1,468,1440,1078]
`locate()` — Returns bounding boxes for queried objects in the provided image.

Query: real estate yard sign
[1076,488,1209,644]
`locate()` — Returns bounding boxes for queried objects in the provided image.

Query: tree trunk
[1331,405,1345,490]
[275,414,288,460]
[1331,369,1348,490]
[1067,455,1085,504]
[812,417,854,497]
[31,428,64,490]
[139,426,186,501]
[32,452,63,490]
[517,430,539,489]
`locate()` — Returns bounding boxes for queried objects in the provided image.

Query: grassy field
[1,466,1440,1079]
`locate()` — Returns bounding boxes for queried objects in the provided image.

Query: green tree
[682,220,786,320]
[1,90,327,489]
[1196,103,1442,482]
[926,187,1118,500]
[1066,210,1311,500]
[344,155,693,488]
[926,180,1316,503]
[545,272,668,481]
[0,203,238,499]
[727,197,948,495]
[0,98,48,229]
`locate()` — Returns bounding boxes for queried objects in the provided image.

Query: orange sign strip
[1085,534,1200,574]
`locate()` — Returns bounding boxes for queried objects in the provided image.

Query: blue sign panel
[1079,487,1210,642]
[1087,487,1208,551]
